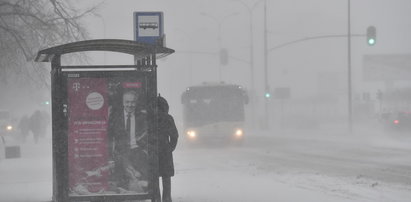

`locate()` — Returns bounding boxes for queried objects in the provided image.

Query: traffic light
[219,48,228,65]
[264,92,271,98]
[41,101,50,105]
[366,26,376,46]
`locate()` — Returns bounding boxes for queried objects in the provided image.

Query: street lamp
[200,12,239,81]
[233,0,263,130]
[263,0,269,130]
[232,0,263,99]
[347,0,352,133]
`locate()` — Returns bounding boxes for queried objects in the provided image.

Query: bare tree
[0,0,100,88]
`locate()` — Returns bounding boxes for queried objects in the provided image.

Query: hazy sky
[76,0,411,121]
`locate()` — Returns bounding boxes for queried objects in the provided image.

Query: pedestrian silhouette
[155,95,178,202]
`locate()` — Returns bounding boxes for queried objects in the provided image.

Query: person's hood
[157,95,169,113]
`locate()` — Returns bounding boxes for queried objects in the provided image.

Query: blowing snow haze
[76,0,411,129]
[1,0,411,202]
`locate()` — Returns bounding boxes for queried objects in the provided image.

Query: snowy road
[173,127,411,202]
[1,126,411,202]
[241,130,411,185]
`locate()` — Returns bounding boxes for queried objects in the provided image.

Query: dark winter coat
[158,96,179,177]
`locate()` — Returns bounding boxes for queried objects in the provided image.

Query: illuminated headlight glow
[186,130,197,139]
[6,125,13,131]
[235,129,243,137]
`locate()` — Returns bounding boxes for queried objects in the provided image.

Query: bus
[181,83,248,144]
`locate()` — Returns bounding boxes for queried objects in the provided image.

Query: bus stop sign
[134,12,164,46]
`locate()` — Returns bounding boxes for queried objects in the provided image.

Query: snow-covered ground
[0,138,52,202]
[1,124,411,202]
[173,125,411,202]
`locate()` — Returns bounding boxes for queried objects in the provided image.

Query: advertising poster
[67,73,150,197]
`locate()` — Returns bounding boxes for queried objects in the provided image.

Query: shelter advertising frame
[35,39,174,202]
[61,68,158,201]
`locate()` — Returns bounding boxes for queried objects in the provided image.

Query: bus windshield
[182,86,246,127]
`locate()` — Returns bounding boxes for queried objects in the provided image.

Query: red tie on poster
[67,78,110,195]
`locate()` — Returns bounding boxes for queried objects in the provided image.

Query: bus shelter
[35,39,174,202]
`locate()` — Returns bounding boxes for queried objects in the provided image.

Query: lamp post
[232,0,263,98]
[200,12,238,81]
[347,0,353,133]
[263,0,269,130]
[233,0,263,130]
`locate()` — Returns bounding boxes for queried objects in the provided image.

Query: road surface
[1,125,410,202]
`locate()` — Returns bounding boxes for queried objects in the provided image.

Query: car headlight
[6,125,13,131]
[186,130,197,139]
[234,129,243,137]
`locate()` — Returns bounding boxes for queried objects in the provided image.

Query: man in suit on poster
[108,89,149,193]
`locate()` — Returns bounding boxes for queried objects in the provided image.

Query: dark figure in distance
[29,110,49,143]
[155,95,178,202]
[17,115,30,143]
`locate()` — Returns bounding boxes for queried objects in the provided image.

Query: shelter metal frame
[35,39,174,202]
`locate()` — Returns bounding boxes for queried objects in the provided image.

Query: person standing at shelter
[156,95,178,202]
[108,89,149,193]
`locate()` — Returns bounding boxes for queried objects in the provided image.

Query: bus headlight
[6,125,13,131]
[186,130,197,139]
[234,129,243,137]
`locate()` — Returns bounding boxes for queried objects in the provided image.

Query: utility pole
[263,0,269,130]
[233,0,264,130]
[347,0,353,133]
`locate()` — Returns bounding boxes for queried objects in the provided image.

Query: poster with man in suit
[67,74,150,196]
